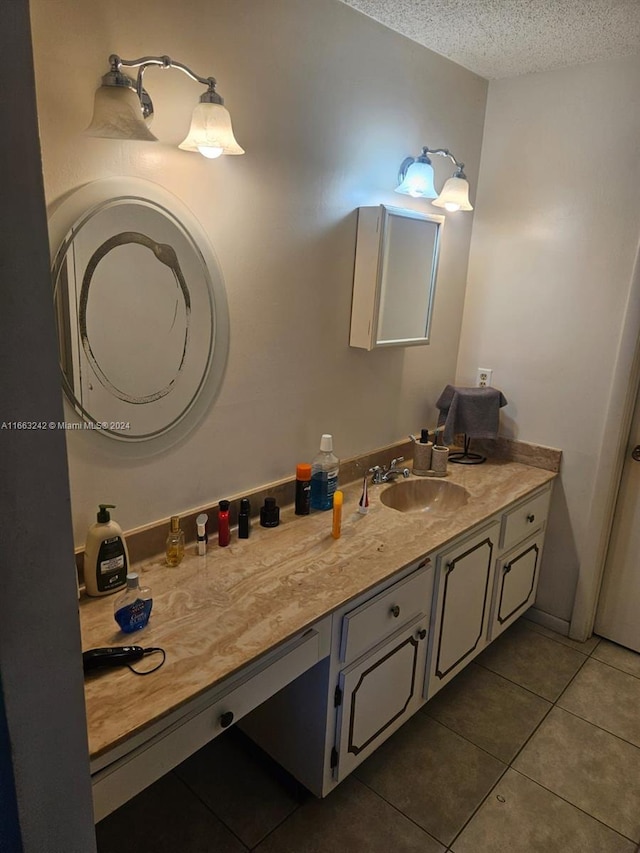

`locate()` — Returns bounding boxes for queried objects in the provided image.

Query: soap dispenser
[84,504,129,597]
[412,429,433,476]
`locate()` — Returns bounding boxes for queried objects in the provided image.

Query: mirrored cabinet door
[349,205,444,350]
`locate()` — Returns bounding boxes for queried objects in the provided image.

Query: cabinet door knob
[219,711,234,729]
[527,514,535,523]
[417,628,427,640]
[504,563,512,574]
[390,605,400,618]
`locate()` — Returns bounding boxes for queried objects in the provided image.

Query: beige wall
[30,0,487,545]
[456,55,640,625]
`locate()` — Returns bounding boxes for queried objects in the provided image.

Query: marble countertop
[80,459,555,761]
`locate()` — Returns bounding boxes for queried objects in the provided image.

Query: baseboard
[525,606,571,636]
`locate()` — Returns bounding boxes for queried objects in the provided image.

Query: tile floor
[96,618,640,853]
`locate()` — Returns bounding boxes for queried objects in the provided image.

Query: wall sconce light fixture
[85,54,244,159]
[395,147,472,211]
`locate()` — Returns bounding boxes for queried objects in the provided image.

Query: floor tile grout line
[352,773,454,849]
[503,767,640,845]
[170,770,253,851]
[446,692,559,847]
[445,635,602,849]
[447,763,512,849]
[420,704,548,767]
[588,654,640,683]
[246,802,306,853]
[552,703,640,752]
[445,659,558,704]
[473,657,582,704]
[171,767,305,852]
[521,619,599,655]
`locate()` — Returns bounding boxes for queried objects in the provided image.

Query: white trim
[526,606,570,637]
[569,234,640,641]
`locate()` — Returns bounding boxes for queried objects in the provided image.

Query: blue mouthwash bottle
[310,434,339,511]
[114,573,153,633]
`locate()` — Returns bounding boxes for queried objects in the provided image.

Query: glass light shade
[395,161,438,198]
[85,85,157,141]
[432,176,473,211]
[178,102,245,157]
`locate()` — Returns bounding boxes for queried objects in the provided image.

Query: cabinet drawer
[339,559,433,665]
[92,618,330,821]
[501,488,551,552]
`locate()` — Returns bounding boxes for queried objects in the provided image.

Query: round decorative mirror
[49,179,229,442]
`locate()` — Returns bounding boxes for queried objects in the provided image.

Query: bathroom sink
[380,478,470,515]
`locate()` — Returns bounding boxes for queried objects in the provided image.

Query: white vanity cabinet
[488,486,552,640]
[332,562,432,780]
[426,484,552,699]
[240,555,434,796]
[243,481,554,798]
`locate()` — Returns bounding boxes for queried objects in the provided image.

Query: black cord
[127,647,166,675]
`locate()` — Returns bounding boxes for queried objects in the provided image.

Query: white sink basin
[380,478,470,515]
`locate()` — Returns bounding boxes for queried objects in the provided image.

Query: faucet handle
[369,465,384,484]
[390,457,404,468]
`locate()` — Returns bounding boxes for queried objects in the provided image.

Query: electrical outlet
[476,368,493,387]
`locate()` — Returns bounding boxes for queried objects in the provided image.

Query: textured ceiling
[340,0,640,79]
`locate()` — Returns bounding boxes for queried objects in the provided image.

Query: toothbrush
[358,475,369,515]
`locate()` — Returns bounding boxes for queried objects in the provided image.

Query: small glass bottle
[114,573,153,633]
[165,515,185,566]
[218,500,231,547]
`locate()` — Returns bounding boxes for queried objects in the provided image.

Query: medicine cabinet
[349,205,444,350]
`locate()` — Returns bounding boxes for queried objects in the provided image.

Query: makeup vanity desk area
[79,457,557,822]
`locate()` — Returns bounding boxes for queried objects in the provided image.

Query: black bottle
[260,497,280,528]
[238,498,251,539]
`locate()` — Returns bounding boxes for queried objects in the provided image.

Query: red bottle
[218,500,231,547]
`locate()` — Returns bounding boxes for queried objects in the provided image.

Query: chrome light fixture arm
[105,54,223,120]
[87,52,244,155]
[398,146,467,184]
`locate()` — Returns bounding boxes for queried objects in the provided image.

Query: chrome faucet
[369,457,411,484]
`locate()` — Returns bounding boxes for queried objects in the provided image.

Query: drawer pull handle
[417,628,427,640]
[390,605,400,618]
[527,514,535,523]
[219,711,235,729]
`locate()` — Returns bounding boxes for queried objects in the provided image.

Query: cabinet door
[489,534,543,641]
[427,522,500,699]
[334,614,428,781]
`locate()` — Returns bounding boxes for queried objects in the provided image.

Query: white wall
[1,1,96,848]
[30,0,487,545]
[457,55,640,623]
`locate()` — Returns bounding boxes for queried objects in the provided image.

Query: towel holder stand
[448,434,486,465]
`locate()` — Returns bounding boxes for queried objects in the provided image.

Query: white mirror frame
[48,177,230,448]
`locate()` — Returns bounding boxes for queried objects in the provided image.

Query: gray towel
[436,385,508,445]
